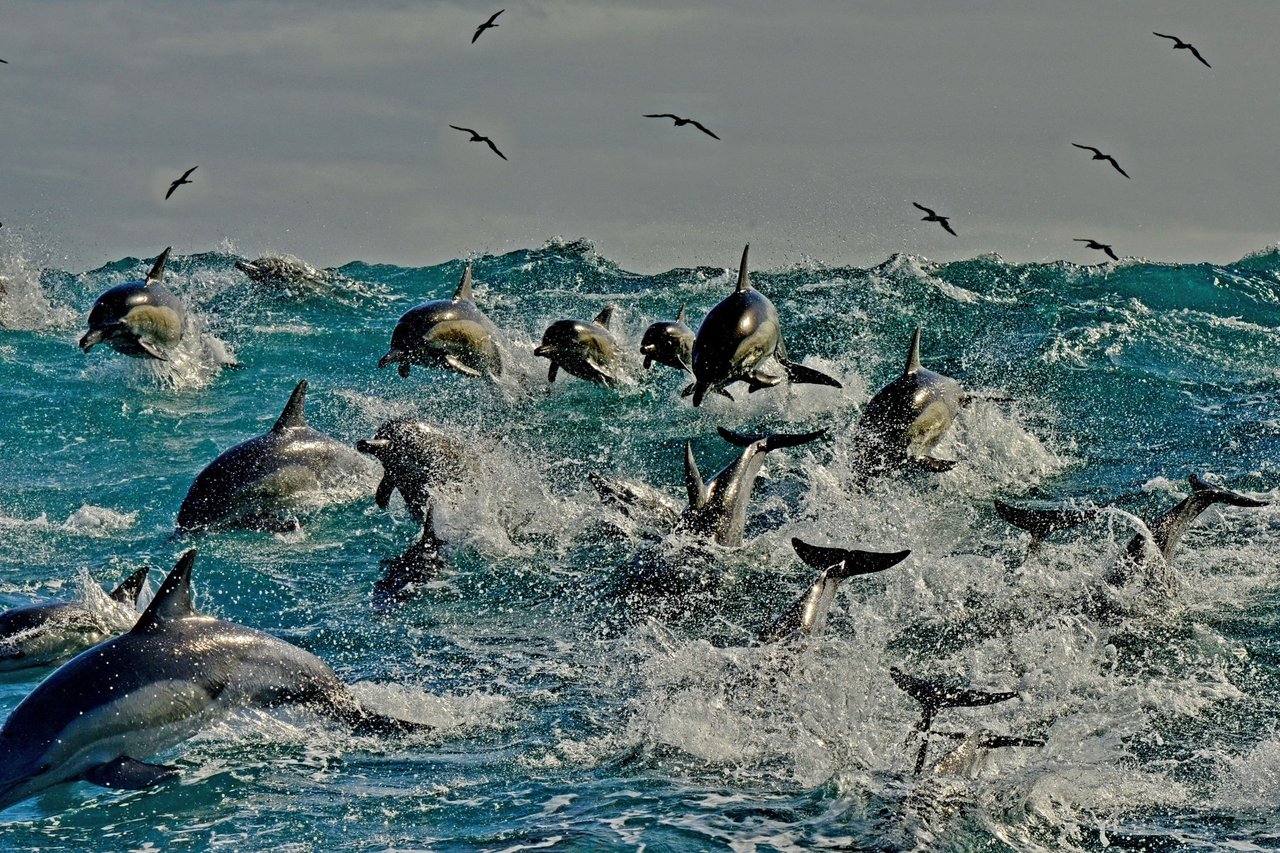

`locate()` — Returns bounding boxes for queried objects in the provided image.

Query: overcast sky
[1,0,1277,272]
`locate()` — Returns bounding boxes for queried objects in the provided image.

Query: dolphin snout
[357,438,391,456]
[377,351,402,369]
[78,329,105,353]
[532,344,557,358]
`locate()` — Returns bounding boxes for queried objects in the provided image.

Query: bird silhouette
[0,59,8,65]
[912,202,956,236]
[1072,144,1130,179]
[1153,32,1211,68]
[643,113,720,140]
[449,125,508,160]
[165,166,198,200]
[1074,238,1119,262]
[472,10,504,43]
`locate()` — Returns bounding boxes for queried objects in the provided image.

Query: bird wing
[488,9,505,24]
[0,59,8,64]
[164,182,179,200]
[1106,157,1131,179]
[471,26,484,43]
[911,202,934,215]
[450,125,477,136]
[689,120,720,140]
[1188,45,1211,67]
[1072,143,1101,155]
[1103,245,1119,261]
[1072,238,1089,244]
[1152,32,1178,42]
[644,114,680,120]
[180,166,198,180]
[940,219,957,236]
[485,138,508,160]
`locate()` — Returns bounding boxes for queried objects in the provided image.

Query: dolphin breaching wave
[1,235,1279,850]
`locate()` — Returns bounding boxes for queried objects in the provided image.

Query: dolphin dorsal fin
[108,566,151,605]
[454,265,473,301]
[676,303,687,323]
[684,441,708,509]
[594,304,615,328]
[146,247,172,286]
[273,381,309,432]
[736,244,750,292]
[904,327,923,374]
[132,550,197,632]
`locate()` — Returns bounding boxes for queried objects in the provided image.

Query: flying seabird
[1153,32,1211,68]
[643,113,720,140]
[911,202,956,236]
[165,166,198,200]
[449,125,508,160]
[1071,144,1130,179]
[1073,238,1119,262]
[472,10,504,43]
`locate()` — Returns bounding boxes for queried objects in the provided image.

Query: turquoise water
[1,238,1278,851]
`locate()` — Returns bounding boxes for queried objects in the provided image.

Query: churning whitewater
[1,236,1279,851]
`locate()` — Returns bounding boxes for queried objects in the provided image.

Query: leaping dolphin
[678,427,826,547]
[534,305,625,386]
[0,550,425,812]
[640,304,695,373]
[79,247,186,360]
[758,538,909,643]
[357,418,472,523]
[379,264,504,379]
[0,567,150,672]
[684,244,842,406]
[176,380,377,533]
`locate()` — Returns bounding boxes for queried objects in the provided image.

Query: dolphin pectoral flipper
[443,355,482,378]
[778,358,843,389]
[716,426,827,452]
[136,339,170,361]
[82,756,179,790]
[375,474,396,509]
[547,361,559,383]
[745,369,783,393]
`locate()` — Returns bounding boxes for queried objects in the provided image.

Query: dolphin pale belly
[853,327,965,476]
[686,244,841,406]
[379,264,504,379]
[176,380,377,533]
[0,567,149,672]
[640,304,695,373]
[79,247,186,360]
[358,418,472,523]
[0,551,425,812]
[535,305,625,386]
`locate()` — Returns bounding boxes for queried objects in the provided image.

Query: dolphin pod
[0,551,424,811]
[79,248,186,360]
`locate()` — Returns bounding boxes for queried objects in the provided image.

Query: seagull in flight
[449,125,508,160]
[1153,32,1211,68]
[643,113,720,140]
[1074,238,1119,262]
[472,10,504,44]
[165,166,198,200]
[1072,144,1130,179]
[912,202,956,236]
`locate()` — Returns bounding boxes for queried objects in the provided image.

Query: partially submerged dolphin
[685,244,841,406]
[374,507,449,607]
[757,538,909,643]
[0,550,424,811]
[0,567,149,672]
[534,305,624,386]
[678,427,826,547]
[235,255,331,288]
[640,304,694,373]
[176,380,376,533]
[379,264,503,379]
[357,418,471,523]
[995,474,1268,590]
[853,327,968,476]
[79,247,186,360]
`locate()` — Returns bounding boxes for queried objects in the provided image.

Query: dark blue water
[0,237,1278,851]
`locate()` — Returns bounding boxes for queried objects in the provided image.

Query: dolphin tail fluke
[146,247,172,285]
[717,426,827,452]
[455,264,473,301]
[1189,473,1269,508]
[684,441,708,508]
[904,327,923,374]
[273,381,309,432]
[108,566,152,606]
[82,756,179,790]
[908,455,957,473]
[791,538,910,579]
[778,358,843,389]
[594,304,615,328]
[993,499,1097,550]
[735,244,750,292]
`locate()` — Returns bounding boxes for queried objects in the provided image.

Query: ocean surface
[1,237,1279,852]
